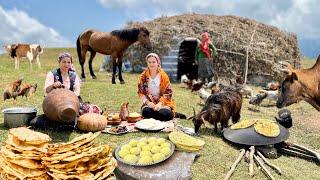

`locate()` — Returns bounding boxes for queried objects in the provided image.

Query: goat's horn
[200,113,206,124]
[193,107,196,116]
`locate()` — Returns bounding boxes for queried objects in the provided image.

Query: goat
[190,87,243,135]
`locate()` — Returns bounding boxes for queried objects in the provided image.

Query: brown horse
[76,27,152,84]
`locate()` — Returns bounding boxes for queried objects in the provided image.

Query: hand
[146,101,156,109]
[153,102,162,111]
[53,82,64,89]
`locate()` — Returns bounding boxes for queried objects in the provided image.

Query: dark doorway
[177,38,199,81]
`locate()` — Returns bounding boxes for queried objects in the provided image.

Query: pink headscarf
[145,53,161,67]
[200,32,212,58]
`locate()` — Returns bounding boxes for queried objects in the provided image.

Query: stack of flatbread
[0,127,51,179]
[42,132,117,180]
[169,131,205,152]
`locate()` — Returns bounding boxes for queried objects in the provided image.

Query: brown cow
[277,55,320,111]
[4,44,43,69]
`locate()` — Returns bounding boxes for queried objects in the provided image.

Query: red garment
[200,32,212,58]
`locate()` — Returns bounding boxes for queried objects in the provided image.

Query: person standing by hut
[195,32,218,83]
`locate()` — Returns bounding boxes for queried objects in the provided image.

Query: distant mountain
[298,38,320,58]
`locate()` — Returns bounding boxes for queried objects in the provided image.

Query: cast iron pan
[223,124,289,146]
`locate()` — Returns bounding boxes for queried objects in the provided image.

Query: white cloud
[0,6,72,50]
[98,0,320,39]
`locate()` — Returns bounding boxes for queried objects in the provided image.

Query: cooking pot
[2,107,37,128]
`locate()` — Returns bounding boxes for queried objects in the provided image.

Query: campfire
[223,119,320,180]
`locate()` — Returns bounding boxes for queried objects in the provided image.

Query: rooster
[3,77,23,101]
[17,83,37,98]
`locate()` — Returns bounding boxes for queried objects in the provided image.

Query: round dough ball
[123,154,138,164]
[130,147,141,155]
[138,156,153,165]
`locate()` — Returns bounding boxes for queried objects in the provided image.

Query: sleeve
[44,72,54,93]
[73,74,81,97]
[159,73,173,102]
[137,72,148,103]
[195,45,200,61]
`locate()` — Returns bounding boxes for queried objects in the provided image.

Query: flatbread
[169,132,205,148]
[254,120,280,137]
[230,119,257,130]
[9,127,51,145]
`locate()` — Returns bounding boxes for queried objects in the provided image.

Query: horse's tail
[76,36,83,64]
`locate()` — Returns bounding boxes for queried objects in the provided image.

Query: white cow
[4,44,43,69]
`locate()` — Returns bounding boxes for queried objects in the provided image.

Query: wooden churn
[42,89,80,123]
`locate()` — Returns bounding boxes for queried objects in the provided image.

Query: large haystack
[125,13,300,84]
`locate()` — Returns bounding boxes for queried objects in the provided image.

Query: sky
[0,0,319,57]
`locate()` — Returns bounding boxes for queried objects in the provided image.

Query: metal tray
[114,137,175,166]
[223,124,289,146]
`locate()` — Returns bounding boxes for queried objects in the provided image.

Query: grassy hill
[0,48,319,179]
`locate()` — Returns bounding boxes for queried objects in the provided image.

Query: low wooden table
[114,151,198,180]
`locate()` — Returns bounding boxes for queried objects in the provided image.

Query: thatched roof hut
[125,13,300,85]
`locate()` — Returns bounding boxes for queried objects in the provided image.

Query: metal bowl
[2,107,37,128]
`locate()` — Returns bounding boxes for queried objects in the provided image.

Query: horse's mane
[111,27,149,41]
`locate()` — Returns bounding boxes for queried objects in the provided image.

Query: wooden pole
[224,149,246,180]
[216,48,245,56]
[244,23,258,84]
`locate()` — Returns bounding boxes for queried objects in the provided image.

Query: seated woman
[138,53,176,121]
[44,52,81,100]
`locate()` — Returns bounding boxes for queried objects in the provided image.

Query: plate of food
[103,126,128,135]
[135,118,165,132]
[114,137,175,166]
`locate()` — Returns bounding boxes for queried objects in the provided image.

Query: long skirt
[198,57,214,79]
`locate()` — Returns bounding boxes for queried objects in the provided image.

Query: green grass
[0,48,319,179]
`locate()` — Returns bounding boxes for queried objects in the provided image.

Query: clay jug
[119,102,129,121]
[42,89,80,123]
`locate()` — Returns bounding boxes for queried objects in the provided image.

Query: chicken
[259,89,279,104]
[27,83,37,97]
[17,83,37,98]
[191,81,205,92]
[198,88,211,101]
[249,92,267,111]
[3,77,23,101]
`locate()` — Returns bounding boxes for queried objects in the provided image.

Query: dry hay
[125,13,300,83]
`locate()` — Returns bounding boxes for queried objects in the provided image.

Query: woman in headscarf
[195,32,218,83]
[137,53,176,121]
[44,52,81,99]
